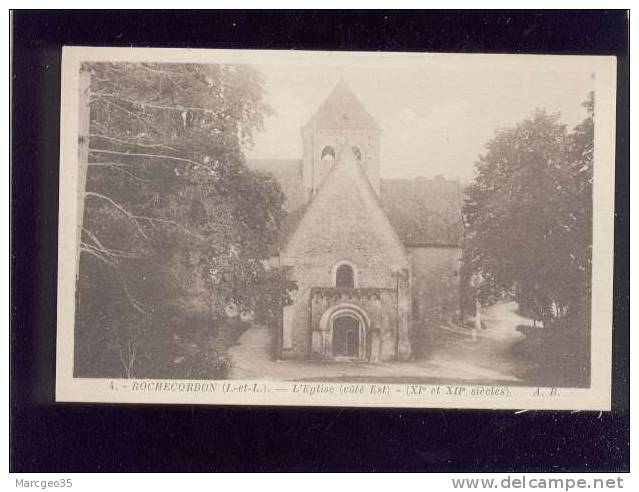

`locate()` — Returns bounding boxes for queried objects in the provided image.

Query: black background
[11,10,630,472]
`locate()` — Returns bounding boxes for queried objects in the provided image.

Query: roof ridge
[282,149,407,262]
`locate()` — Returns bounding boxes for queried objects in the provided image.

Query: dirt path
[481,301,535,342]
[419,301,535,380]
[228,301,533,383]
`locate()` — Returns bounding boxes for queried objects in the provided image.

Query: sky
[245,60,594,182]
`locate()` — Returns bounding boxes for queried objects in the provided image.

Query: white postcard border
[56,47,617,410]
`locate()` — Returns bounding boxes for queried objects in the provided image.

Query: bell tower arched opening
[301,80,382,195]
[320,145,336,162]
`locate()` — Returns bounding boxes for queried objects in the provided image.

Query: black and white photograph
[54,48,616,409]
[10,10,630,476]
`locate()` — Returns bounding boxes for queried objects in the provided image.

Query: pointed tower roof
[304,79,380,131]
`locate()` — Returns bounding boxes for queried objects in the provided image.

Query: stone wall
[309,287,409,361]
[302,127,381,195]
[408,246,462,325]
[281,151,410,360]
[281,257,410,360]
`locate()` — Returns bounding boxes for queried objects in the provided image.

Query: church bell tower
[301,79,382,196]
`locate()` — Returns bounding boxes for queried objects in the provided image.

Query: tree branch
[89,148,201,167]
[99,99,166,137]
[84,191,205,241]
[80,245,148,315]
[100,93,217,113]
[80,244,116,267]
[87,161,130,167]
[133,216,205,240]
[89,133,179,152]
[84,191,150,240]
[88,161,155,183]
[82,229,141,258]
[137,64,190,77]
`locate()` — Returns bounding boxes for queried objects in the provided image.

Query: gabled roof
[379,177,463,247]
[247,158,463,248]
[246,159,308,213]
[282,148,408,267]
[304,79,380,131]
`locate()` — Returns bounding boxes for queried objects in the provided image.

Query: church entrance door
[332,315,360,357]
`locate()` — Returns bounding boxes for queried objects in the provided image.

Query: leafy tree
[463,97,594,328]
[565,92,594,319]
[75,62,294,378]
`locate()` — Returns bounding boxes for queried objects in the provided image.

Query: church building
[248,80,463,362]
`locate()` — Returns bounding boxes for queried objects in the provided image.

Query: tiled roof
[379,177,463,247]
[247,159,463,248]
[304,79,380,131]
[246,158,308,213]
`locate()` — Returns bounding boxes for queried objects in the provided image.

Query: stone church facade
[249,80,463,362]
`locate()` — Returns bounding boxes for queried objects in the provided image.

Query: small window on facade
[336,264,355,289]
[352,146,362,161]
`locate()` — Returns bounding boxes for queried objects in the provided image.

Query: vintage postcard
[56,47,616,410]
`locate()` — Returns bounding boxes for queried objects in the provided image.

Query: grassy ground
[217,317,253,350]
[509,320,591,388]
[154,307,253,380]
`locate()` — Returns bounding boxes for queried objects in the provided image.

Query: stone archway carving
[317,303,371,360]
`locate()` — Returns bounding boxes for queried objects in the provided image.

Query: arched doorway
[332,314,360,357]
[317,303,371,360]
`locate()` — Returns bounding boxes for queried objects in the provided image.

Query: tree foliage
[463,94,594,328]
[75,62,294,378]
